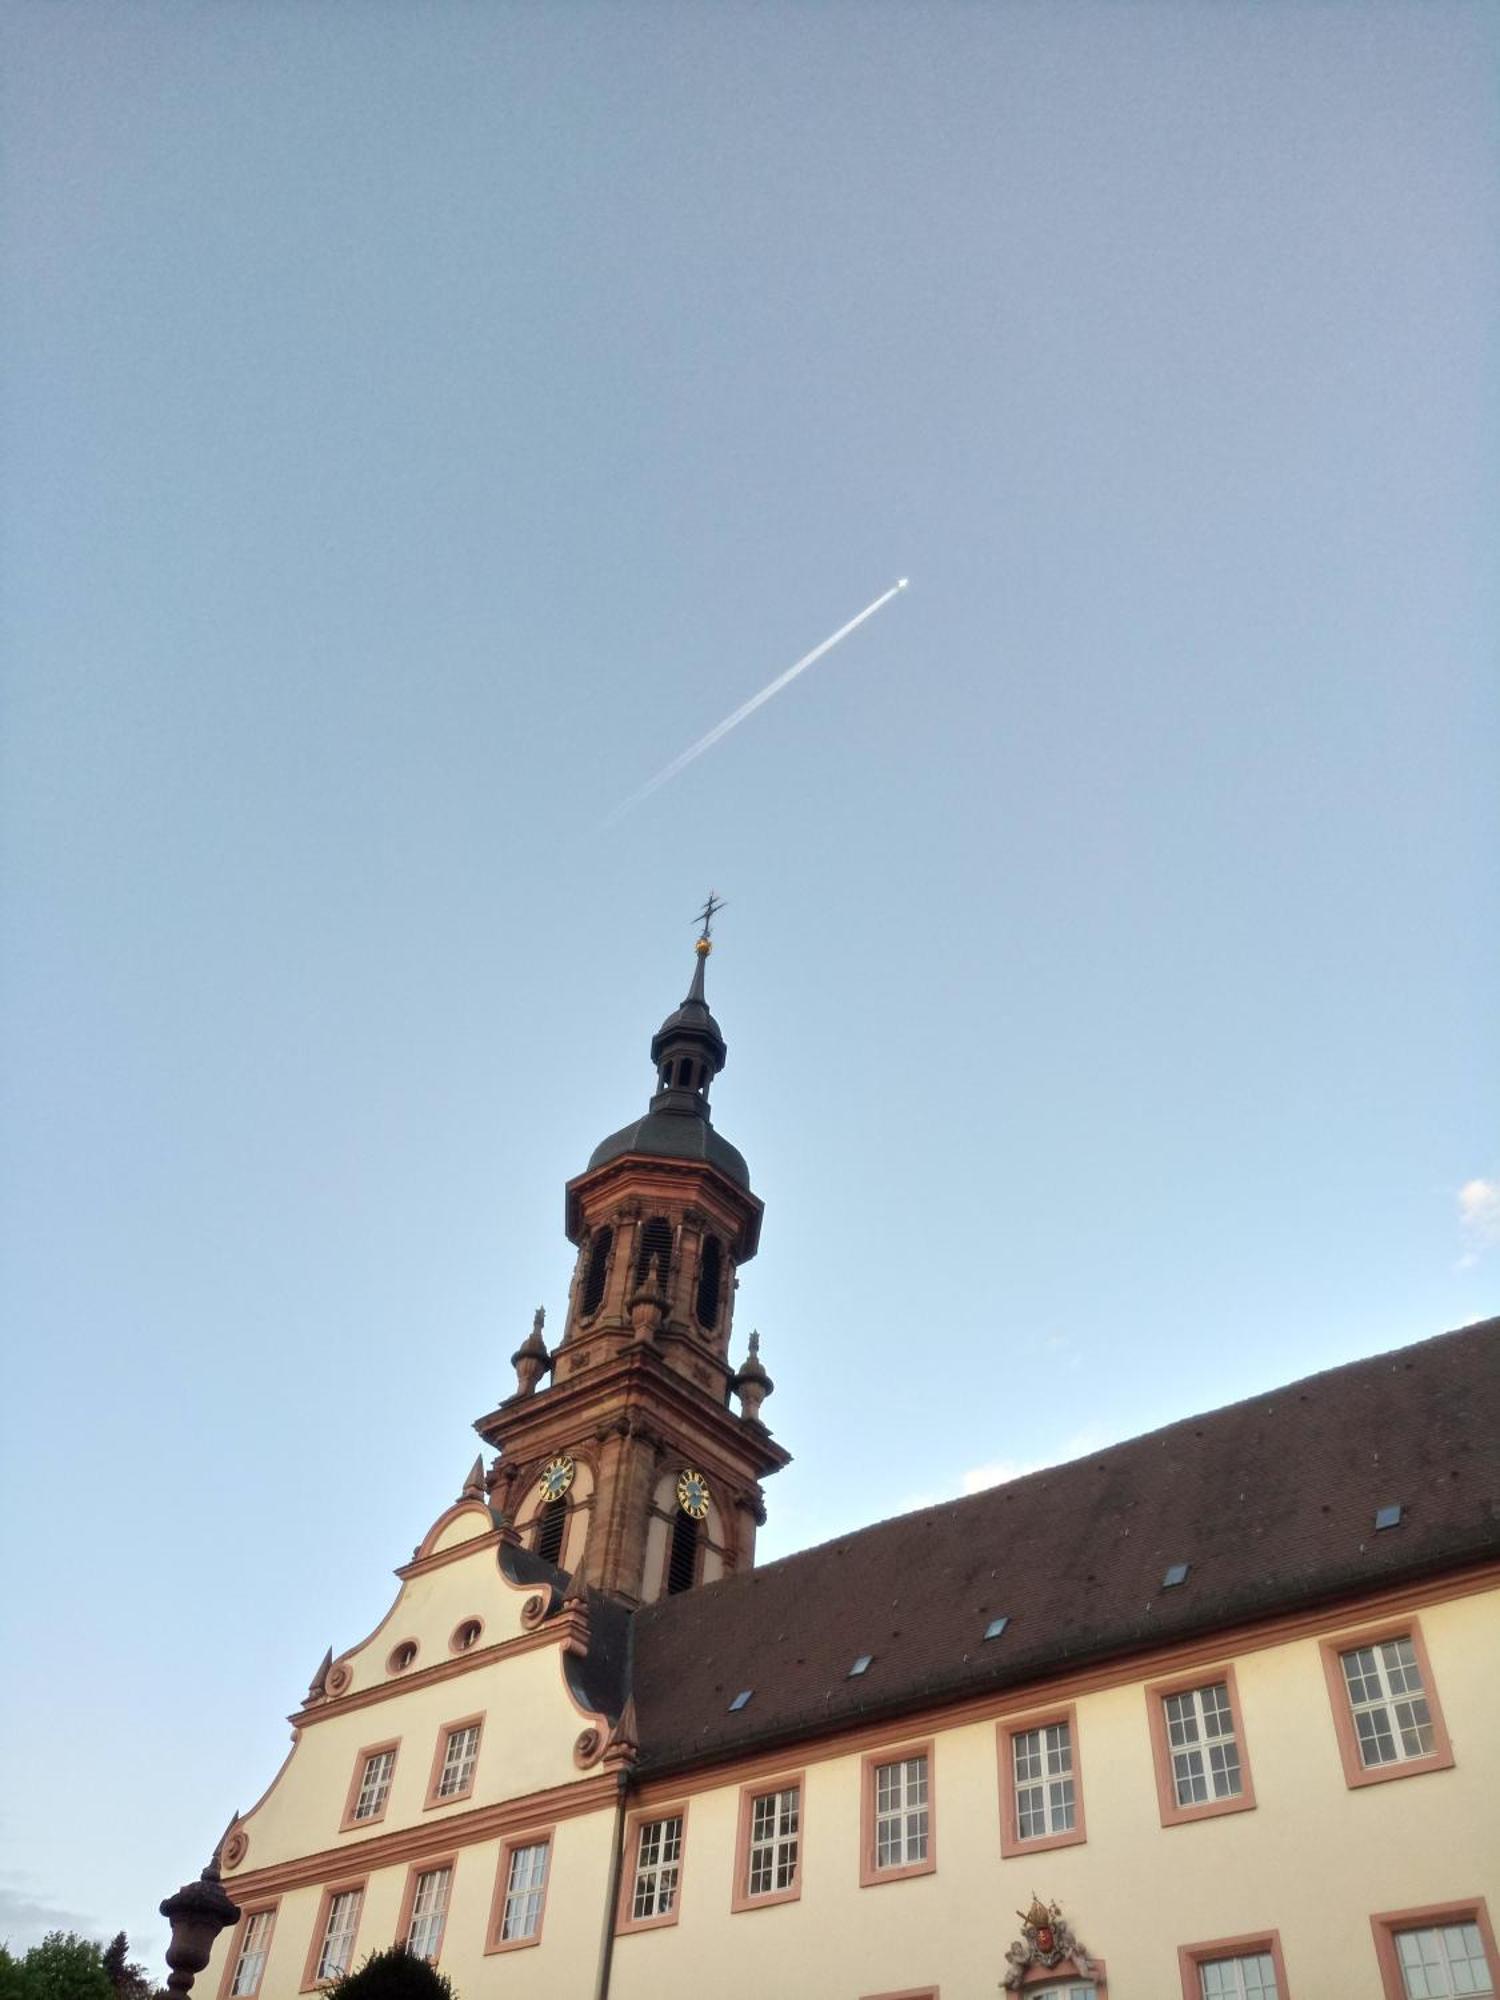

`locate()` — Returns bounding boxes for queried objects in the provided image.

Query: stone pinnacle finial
[461,1455,486,1501]
[511,1306,552,1398]
[732,1327,773,1422]
[305,1646,333,1702]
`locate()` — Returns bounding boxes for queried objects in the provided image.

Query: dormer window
[695,1236,723,1329]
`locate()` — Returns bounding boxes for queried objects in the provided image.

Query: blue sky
[2,0,1496,1967]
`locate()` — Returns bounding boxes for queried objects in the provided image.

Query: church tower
[474,907,789,1607]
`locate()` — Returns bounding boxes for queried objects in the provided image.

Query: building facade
[203,937,1500,2000]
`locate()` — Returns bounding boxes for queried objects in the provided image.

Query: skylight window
[728,1689,753,1712]
[1374,1504,1403,1531]
[848,1654,874,1677]
[983,1616,1009,1641]
[1162,1563,1190,1588]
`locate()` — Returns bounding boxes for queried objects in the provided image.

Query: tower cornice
[565,1152,763,1259]
[473,1344,791,1488]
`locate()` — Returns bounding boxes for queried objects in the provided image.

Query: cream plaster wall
[222,1809,619,2000]
[608,1584,1500,2000]
[226,1521,599,1876]
[210,1578,1498,2000]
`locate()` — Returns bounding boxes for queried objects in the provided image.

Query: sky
[1,0,1496,1969]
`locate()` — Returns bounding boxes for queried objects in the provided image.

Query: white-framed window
[1165,1681,1243,1807]
[1199,1953,1280,1999]
[1394,1924,1495,1997]
[1027,1984,1096,1998]
[228,1911,273,1998]
[315,1890,362,1983]
[747,1786,800,1897]
[1341,1637,1434,1767]
[1013,1721,1075,1839]
[501,1841,549,1943]
[405,1867,451,1963]
[873,1754,929,1869]
[436,1724,481,1798]
[630,1815,683,1922]
[352,1749,395,1821]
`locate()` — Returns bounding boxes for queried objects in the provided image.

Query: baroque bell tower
[474,903,789,1607]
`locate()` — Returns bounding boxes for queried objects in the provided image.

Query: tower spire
[686,891,724,1002]
[473,907,789,1606]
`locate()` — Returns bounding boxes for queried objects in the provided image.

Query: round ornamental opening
[538,1455,576,1503]
[387,1639,419,1674]
[676,1468,711,1520]
[449,1619,483,1654]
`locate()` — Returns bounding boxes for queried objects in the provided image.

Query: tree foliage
[7,1934,112,2000]
[322,1945,456,2000]
[101,1937,153,2000]
[0,1946,29,2000]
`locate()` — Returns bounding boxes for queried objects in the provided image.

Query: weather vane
[694,892,726,951]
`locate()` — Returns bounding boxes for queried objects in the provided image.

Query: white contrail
[604,579,909,825]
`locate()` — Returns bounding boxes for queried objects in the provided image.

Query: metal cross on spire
[693,891,726,945]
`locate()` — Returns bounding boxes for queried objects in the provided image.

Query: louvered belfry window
[667,1509,699,1595]
[580,1226,612,1316]
[695,1235,722,1329]
[535,1496,567,1567]
[634,1216,673,1291]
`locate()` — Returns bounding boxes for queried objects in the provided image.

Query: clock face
[538,1455,576,1503]
[676,1467,711,1520]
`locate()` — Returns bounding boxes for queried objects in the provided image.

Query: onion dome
[585,926,749,1188]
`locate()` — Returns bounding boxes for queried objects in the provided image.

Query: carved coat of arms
[1001,1896,1094,1990]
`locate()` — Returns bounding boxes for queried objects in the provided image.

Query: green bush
[322,1946,455,2000]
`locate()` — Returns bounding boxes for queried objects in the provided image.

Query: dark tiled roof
[587,1108,750,1187]
[630,1319,1500,1776]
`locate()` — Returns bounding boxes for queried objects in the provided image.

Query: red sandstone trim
[996,1702,1086,1860]
[392,1853,458,1966]
[214,1771,620,1902]
[287,1623,571,1728]
[1369,1898,1497,1999]
[484,1826,555,1954]
[423,1713,485,1812]
[860,1989,939,1999]
[214,1901,279,2000]
[411,1501,494,1565]
[1317,1613,1454,1790]
[447,1618,484,1657]
[1178,1930,1289,1998]
[1144,1662,1257,1829]
[614,1800,690,1935]
[859,1739,937,1888]
[1020,1957,1107,1992]
[730,1769,806,1913]
[298,1878,366,1993]
[338,1739,401,1835]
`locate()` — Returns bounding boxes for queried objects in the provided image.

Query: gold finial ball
[695,936,712,956]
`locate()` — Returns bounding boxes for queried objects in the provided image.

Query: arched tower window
[580,1227,613,1317]
[695,1236,723,1330]
[634,1216,673,1292]
[667,1510,700,1595]
[535,1497,568,1567]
